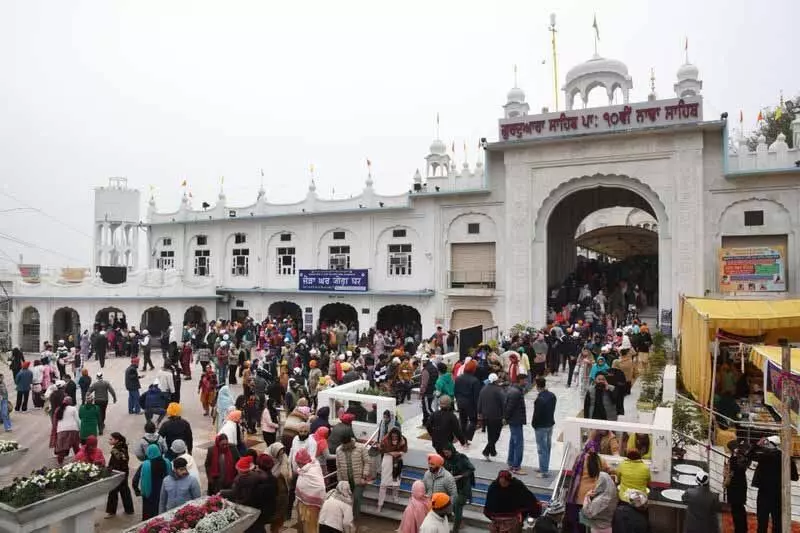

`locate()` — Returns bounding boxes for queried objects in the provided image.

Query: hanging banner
[298,269,368,292]
[718,246,786,292]
[764,359,800,430]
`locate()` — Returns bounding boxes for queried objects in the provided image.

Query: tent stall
[749,344,800,430]
[679,296,800,406]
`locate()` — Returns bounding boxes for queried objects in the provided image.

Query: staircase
[359,464,554,532]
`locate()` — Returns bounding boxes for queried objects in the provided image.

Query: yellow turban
[167,403,182,417]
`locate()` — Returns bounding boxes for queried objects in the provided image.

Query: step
[360,485,492,527]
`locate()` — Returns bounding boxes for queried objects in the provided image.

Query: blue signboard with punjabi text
[299,269,368,292]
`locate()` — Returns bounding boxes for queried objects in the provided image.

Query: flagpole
[549,13,559,111]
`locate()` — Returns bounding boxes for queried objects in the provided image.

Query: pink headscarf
[398,480,429,533]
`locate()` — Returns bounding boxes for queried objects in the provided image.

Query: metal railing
[546,441,573,512]
[448,270,496,289]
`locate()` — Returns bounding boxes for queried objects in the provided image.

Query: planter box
[0,470,125,533]
[0,448,28,474]
[122,497,260,533]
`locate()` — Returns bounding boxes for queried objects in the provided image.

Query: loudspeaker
[96,266,127,285]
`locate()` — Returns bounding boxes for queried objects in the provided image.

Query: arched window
[193,235,211,277]
[155,236,175,270]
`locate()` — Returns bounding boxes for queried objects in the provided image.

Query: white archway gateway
[530,173,672,327]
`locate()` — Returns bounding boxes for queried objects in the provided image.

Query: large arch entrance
[540,178,665,326]
[184,306,207,327]
[20,306,40,353]
[376,305,421,339]
[141,307,171,337]
[95,307,127,330]
[53,307,80,343]
[318,303,358,333]
[268,301,303,330]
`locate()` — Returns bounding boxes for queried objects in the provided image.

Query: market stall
[679,296,800,406]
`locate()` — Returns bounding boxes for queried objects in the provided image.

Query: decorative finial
[365,158,373,187]
[780,90,784,107]
[435,112,440,139]
[309,178,316,193]
[513,64,518,87]
[650,68,656,94]
[257,169,265,200]
[592,14,600,56]
[684,36,689,64]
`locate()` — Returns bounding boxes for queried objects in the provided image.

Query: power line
[0,189,93,240]
[0,232,85,264]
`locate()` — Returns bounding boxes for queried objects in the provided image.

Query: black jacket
[422,362,439,396]
[221,470,277,528]
[531,389,556,428]
[454,373,482,414]
[504,384,527,426]
[612,504,650,533]
[477,382,506,421]
[158,416,193,453]
[125,365,140,391]
[64,380,77,403]
[426,407,465,450]
[750,444,799,495]
[93,335,107,356]
[681,485,721,533]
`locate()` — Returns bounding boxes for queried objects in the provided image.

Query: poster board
[718,246,786,292]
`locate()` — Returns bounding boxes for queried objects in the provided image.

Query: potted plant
[669,397,709,461]
[0,441,27,471]
[0,462,124,533]
[124,495,259,533]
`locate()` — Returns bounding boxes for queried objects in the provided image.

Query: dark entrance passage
[141,307,171,337]
[268,301,303,330]
[318,303,358,333]
[376,304,422,339]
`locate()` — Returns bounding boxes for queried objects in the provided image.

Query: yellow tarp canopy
[749,344,800,373]
[679,297,800,406]
[574,225,658,259]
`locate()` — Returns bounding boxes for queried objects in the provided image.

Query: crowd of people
[5,293,797,533]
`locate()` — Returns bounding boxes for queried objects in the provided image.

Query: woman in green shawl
[132,444,171,520]
[442,442,475,531]
[78,394,100,442]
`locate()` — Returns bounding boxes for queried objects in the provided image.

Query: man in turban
[419,492,452,533]
[422,453,458,505]
[158,402,193,453]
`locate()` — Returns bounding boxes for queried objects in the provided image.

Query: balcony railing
[448,270,496,289]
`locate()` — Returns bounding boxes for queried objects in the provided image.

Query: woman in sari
[132,443,171,520]
[568,437,611,532]
[399,480,429,533]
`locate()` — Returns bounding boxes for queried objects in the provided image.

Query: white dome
[565,55,629,85]
[676,62,699,81]
[429,139,446,155]
[507,86,526,104]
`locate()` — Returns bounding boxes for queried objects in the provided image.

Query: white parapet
[317,380,397,442]
[562,405,673,488]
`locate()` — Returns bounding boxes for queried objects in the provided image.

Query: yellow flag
[180,179,187,187]
[775,106,783,120]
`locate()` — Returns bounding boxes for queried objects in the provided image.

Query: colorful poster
[18,264,40,283]
[764,359,800,430]
[718,246,786,292]
[298,269,368,292]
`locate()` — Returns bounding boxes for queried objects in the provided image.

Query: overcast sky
[0,0,793,269]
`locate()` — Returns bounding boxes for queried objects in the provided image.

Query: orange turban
[227,410,242,423]
[309,360,318,368]
[464,360,477,374]
[431,492,450,510]
[427,453,444,467]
